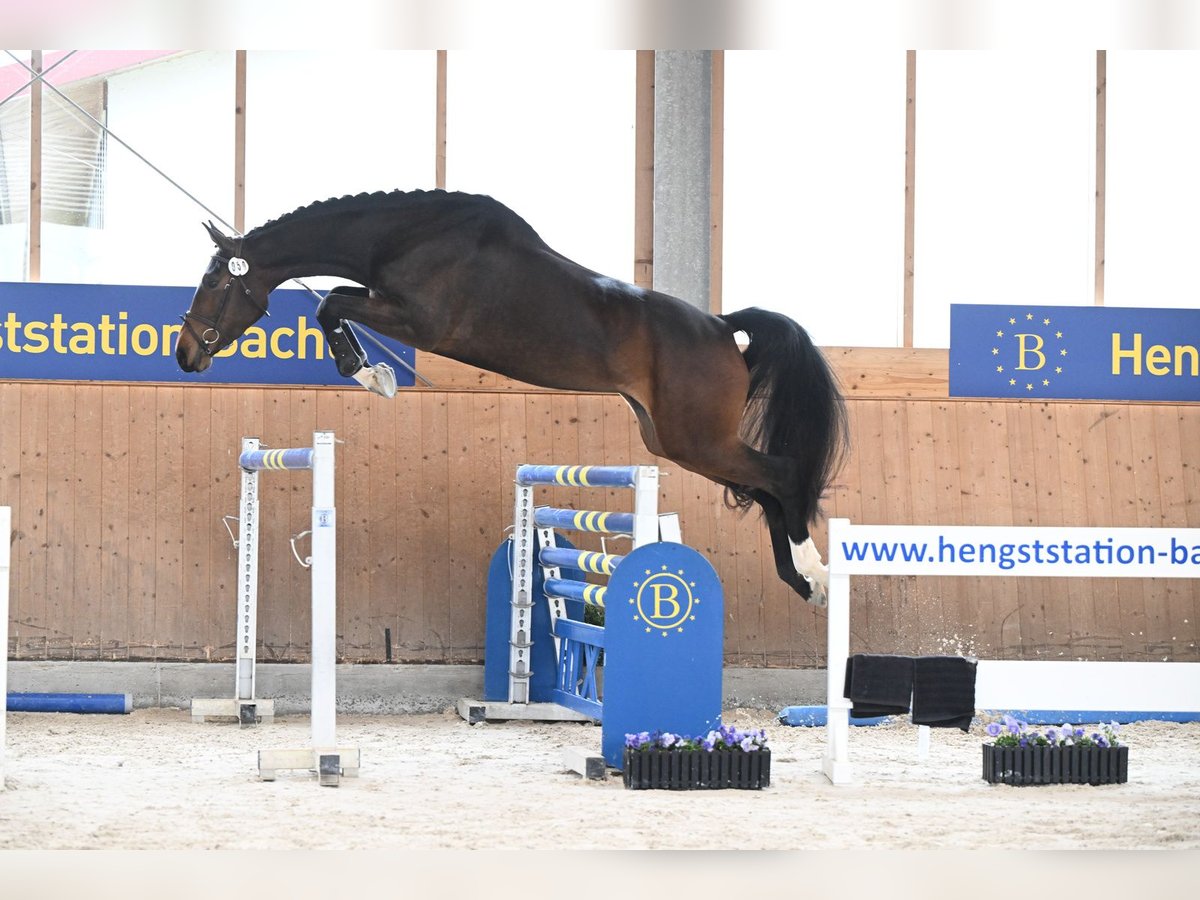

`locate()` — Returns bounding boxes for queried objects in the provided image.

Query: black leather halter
[179,252,270,357]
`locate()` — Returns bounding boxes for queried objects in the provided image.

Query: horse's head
[175,222,271,373]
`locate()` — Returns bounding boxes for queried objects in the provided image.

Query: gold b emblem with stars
[630,565,700,637]
[990,310,1068,395]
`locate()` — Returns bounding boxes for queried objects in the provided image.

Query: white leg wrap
[790,537,829,589]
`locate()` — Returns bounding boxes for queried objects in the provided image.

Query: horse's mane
[246,189,476,237]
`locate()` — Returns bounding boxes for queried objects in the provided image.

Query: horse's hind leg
[752,488,827,607]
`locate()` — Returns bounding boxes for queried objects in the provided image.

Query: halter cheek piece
[180,253,270,357]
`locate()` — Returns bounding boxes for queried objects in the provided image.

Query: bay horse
[175,190,848,605]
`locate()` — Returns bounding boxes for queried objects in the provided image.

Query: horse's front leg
[315,287,397,398]
[315,287,370,377]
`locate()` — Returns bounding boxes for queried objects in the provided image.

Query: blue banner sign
[950,304,1200,402]
[0,281,415,387]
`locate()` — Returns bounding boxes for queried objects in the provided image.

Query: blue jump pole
[6,692,133,714]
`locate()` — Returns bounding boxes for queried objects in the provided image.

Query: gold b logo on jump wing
[630,565,700,637]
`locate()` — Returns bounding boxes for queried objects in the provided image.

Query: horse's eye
[201,260,223,288]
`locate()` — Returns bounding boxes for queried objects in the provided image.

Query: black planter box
[622,748,771,790]
[982,744,1128,786]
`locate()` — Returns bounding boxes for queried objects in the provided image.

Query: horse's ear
[203,220,235,254]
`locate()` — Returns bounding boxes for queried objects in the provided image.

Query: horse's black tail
[719,307,849,530]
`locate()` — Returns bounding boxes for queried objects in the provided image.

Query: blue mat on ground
[777,705,1200,727]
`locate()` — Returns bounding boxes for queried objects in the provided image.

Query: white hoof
[352,363,397,399]
[806,578,828,608]
[790,537,830,590]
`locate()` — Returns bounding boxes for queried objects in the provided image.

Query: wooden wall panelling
[418,391,451,660]
[0,384,18,653]
[201,388,242,660]
[1130,404,1172,659]
[1077,404,1124,655]
[1150,405,1191,659]
[366,393,400,663]
[44,384,76,657]
[72,386,104,657]
[929,402,968,651]
[467,391,502,656]
[181,387,215,658]
[1175,406,1200,658]
[153,387,185,658]
[389,391,424,663]
[1030,402,1072,660]
[126,387,158,658]
[12,384,48,657]
[443,392,475,659]
[725,443,767,666]
[879,399,914,649]
[854,399,898,652]
[2,377,1197,666]
[963,402,1014,657]
[1004,401,1048,659]
[334,389,371,659]
[1053,403,1100,656]
[1102,404,1149,658]
[755,470,793,665]
[902,403,950,657]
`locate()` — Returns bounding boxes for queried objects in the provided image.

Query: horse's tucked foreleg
[316,287,397,398]
[316,288,370,377]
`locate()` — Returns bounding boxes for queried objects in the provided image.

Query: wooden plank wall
[1,355,1197,667]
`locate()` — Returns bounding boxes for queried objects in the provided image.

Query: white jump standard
[191,437,276,726]
[198,431,357,786]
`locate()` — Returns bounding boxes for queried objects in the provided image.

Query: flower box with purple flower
[622,725,771,790]
[982,716,1128,786]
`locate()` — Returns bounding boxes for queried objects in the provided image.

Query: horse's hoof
[805,578,828,608]
[352,363,398,398]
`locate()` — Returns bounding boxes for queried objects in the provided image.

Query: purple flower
[986,722,1002,737]
[624,732,648,749]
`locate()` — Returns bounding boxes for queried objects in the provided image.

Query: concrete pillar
[652,51,712,311]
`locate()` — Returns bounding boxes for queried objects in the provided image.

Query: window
[724,50,907,346]
[913,51,1096,346]
[1104,51,1200,309]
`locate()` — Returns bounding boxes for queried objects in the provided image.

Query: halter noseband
[180,251,271,357]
